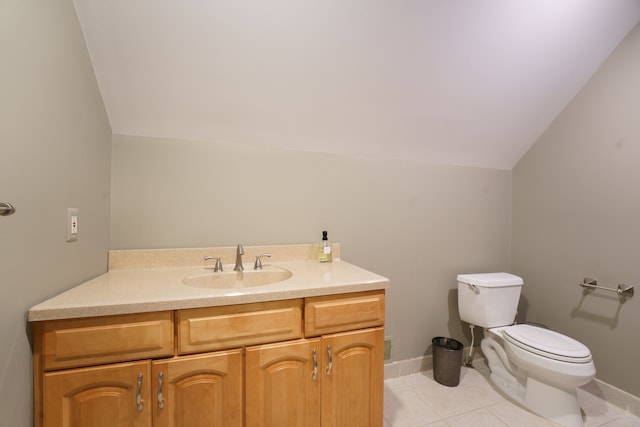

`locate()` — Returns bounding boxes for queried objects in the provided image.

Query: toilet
[457,272,595,427]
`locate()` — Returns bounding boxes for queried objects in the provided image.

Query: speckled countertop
[28,244,389,321]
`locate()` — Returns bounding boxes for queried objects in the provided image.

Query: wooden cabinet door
[43,360,151,427]
[320,327,384,427]
[152,350,243,427]
[246,338,321,427]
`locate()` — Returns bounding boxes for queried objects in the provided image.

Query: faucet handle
[254,253,271,270]
[203,256,223,272]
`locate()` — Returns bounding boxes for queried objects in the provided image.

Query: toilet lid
[502,324,592,363]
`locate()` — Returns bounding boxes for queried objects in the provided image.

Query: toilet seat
[502,324,592,363]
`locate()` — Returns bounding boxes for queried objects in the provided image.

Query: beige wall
[7,8,636,427]
[0,1,111,425]
[512,23,640,396]
[112,134,512,362]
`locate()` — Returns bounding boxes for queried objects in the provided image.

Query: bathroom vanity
[28,244,389,427]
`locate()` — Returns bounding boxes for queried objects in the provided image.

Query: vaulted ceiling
[73,0,640,170]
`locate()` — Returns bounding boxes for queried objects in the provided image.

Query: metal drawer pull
[157,372,165,409]
[326,345,333,376]
[0,202,15,216]
[136,373,144,411]
[312,350,318,381]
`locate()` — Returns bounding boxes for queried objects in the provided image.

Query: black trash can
[432,337,463,387]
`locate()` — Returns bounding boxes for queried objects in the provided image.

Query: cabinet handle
[326,345,333,376]
[157,372,165,409]
[312,350,318,381]
[136,373,144,411]
[0,202,16,216]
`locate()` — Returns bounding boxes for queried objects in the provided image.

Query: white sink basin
[183,266,292,289]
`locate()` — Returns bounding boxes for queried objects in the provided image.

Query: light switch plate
[67,208,78,242]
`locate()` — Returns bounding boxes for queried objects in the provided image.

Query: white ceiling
[73,0,640,170]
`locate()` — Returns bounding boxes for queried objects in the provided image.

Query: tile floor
[384,359,640,427]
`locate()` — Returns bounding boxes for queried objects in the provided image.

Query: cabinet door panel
[321,327,384,427]
[43,360,151,427]
[246,339,321,427]
[152,350,242,427]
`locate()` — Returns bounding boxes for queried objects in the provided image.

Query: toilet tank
[457,272,523,328]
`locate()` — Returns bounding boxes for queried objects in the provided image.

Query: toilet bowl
[500,324,595,388]
[457,273,596,427]
[483,325,595,427]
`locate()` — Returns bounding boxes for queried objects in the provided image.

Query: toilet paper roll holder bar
[579,278,634,299]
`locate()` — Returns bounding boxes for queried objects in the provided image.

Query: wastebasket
[432,337,463,387]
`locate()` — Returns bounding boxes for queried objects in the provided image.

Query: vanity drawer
[304,290,385,337]
[177,299,303,355]
[41,311,174,371]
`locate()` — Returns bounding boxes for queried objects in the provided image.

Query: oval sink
[183,266,292,289]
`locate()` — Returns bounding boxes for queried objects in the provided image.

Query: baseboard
[384,350,640,418]
[384,354,433,380]
[580,378,640,418]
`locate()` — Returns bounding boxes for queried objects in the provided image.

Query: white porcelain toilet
[457,272,595,427]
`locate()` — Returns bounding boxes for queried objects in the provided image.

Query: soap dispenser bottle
[318,230,332,262]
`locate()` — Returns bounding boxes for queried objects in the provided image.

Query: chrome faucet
[234,244,244,271]
[203,256,223,272]
[254,253,271,270]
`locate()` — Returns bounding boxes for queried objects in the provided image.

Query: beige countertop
[28,244,389,321]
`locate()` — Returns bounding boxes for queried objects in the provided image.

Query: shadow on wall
[571,291,628,330]
[421,288,469,360]
[517,295,530,324]
[520,290,629,331]
[446,288,463,340]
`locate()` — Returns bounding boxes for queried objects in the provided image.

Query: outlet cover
[384,338,392,360]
